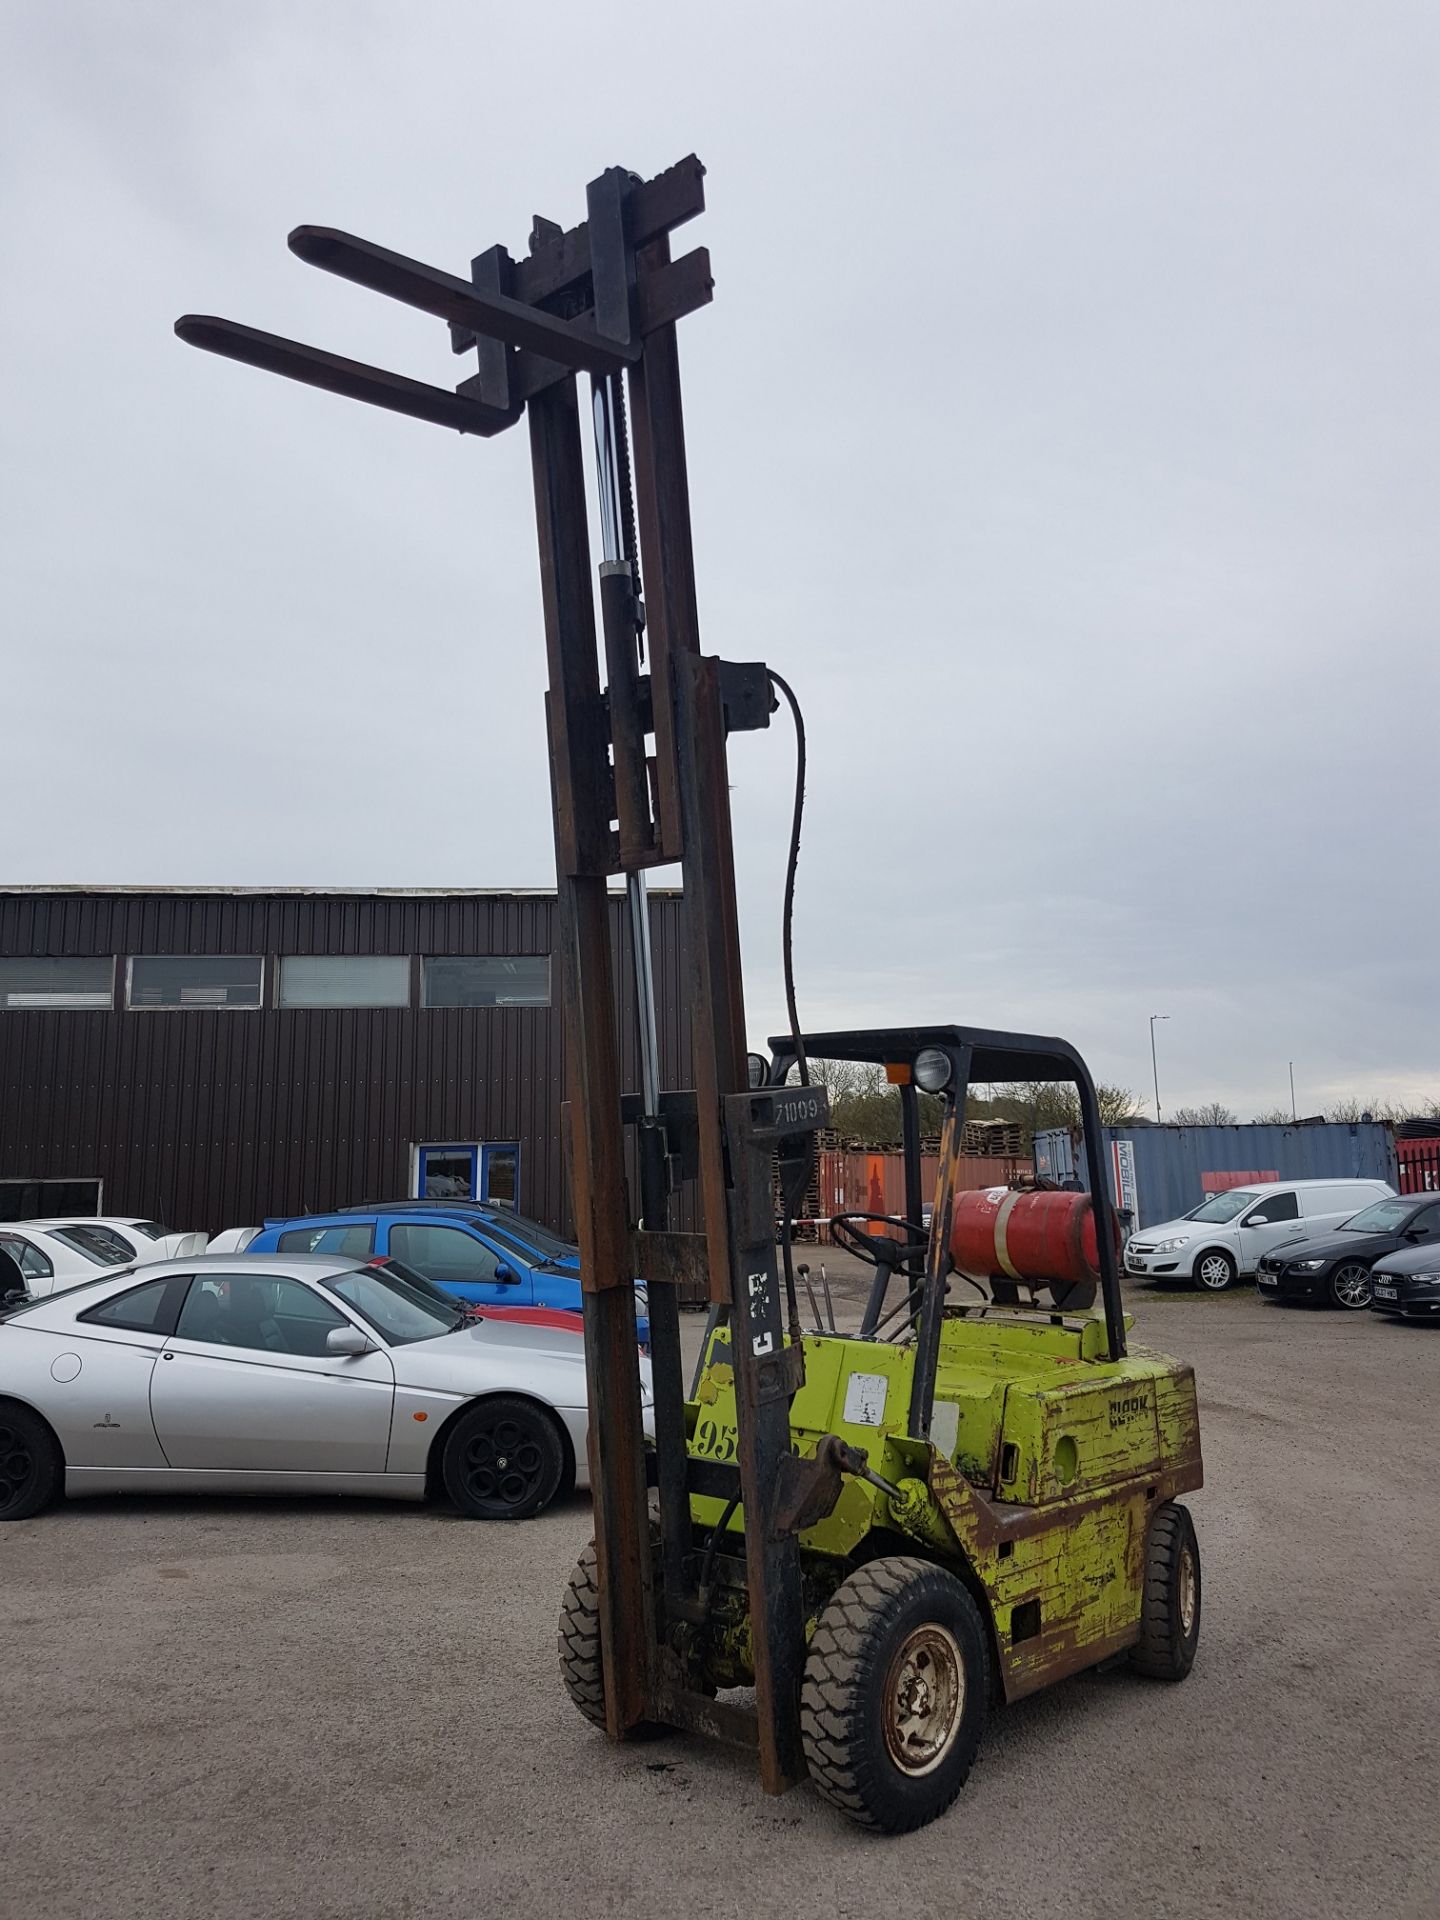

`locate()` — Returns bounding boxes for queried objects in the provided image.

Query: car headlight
[1291,1259,1327,1271]
[1406,1271,1440,1285]
[1152,1236,1190,1252]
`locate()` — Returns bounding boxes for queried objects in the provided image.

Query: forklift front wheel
[557,1539,672,1740]
[800,1557,988,1834]
[1130,1502,1201,1681]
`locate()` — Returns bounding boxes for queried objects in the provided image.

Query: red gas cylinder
[950,1186,1101,1289]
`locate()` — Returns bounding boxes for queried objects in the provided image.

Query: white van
[1123,1178,1395,1292]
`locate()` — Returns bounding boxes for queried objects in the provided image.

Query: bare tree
[1251,1106,1293,1124]
[1170,1101,1237,1125]
[989,1080,1142,1138]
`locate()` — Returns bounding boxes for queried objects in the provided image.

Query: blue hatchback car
[245,1202,650,1340]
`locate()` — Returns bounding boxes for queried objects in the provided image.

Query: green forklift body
[688,1308,1203,1702]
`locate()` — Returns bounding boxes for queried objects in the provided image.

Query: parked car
[0,1218,205,1299]
[1256,1194,1440,1309]
[242,1204,650,1339]
[206,1226,261,1254]
[1369,1243,1440,1321]
[0,1252,653,1522]
[1123,1178,1395,1292]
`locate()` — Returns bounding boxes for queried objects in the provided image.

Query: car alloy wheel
[440,1395,566,1521]
[0,1403,61,1522]
[1330,1262,1373,1311]
[0,1420,37,1516]
[1195,1251,1236,1292]
[464,1417,545,1507]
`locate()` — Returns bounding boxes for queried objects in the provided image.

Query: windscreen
[485,1212,575,1263]
[1184,1190,1257,1224]
[1342,1199,1413,1233]
[325,1264,464,1345]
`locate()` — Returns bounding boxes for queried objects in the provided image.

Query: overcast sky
[3,2,1436,1118]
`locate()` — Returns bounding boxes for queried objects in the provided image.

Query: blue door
[480,1142,520,1209]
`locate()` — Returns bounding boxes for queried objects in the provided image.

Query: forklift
[177,155,1202,1835]
[560,1025,1203,1830]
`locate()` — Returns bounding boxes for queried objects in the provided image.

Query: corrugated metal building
[1035,1121,1400,1230]
[0,887,691,1236]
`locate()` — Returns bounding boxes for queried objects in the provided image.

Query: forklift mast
[178,159,832,1791]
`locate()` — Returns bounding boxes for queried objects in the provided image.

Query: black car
[1255,1194,1440,1310]
[1370,1243,1440,1320]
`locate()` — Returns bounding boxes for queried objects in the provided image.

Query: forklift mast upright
[178,158,828,1791]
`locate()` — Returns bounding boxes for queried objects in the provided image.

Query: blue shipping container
[1034,1122,1399,1230]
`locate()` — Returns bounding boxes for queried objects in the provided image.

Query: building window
[0,1178,103,1221]
[0,957,114,1009]
[278,955,410,1009]
[421,956,550,1008]
[127,956,264,1010]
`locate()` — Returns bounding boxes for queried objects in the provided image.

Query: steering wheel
[829,1213,930,1271]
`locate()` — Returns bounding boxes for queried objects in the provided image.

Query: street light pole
[1289,1061,1297,1122]
[1150,1014,1169,1123]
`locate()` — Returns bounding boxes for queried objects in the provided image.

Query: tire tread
[558,1540,608,1727]
[800,1556,987,1833]
[1130,1502,1200,1680]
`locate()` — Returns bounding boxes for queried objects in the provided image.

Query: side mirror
[327,1326,373,1356]
[493,1263,518,1285]
[1403,1226,1426,1242]
[1245,1215,1269,1227]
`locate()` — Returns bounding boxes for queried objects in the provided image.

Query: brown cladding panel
[0,891,692,1239]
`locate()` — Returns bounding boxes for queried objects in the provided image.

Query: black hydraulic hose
[768,669,809,1087]
[697,1493,741,1609]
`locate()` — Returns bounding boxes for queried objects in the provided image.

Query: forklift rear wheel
[1130,1502,1201,1681]
[1194,1250,1237,1292]
[800,1556,988,1833]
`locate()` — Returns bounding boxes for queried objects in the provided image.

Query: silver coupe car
[0,1253,652,1522]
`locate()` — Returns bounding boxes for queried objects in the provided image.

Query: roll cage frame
[767,1024,1127,1443]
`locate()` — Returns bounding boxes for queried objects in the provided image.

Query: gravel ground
[2,1275,1436,1920]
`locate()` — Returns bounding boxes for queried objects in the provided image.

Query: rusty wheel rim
[883,1622,964,1776]
[1178,1543,1198,1638]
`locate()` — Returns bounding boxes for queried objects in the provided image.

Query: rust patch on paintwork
[926,1442,1203,1702]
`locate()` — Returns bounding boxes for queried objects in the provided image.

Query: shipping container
[1397,1134,1440,1195]
[805,1150,1021,1240]
[1034,1122,1399,1230]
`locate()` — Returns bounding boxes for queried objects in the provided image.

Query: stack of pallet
[961,1118,1024,1158]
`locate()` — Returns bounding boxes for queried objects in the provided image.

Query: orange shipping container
[810,1150,1021,1240]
